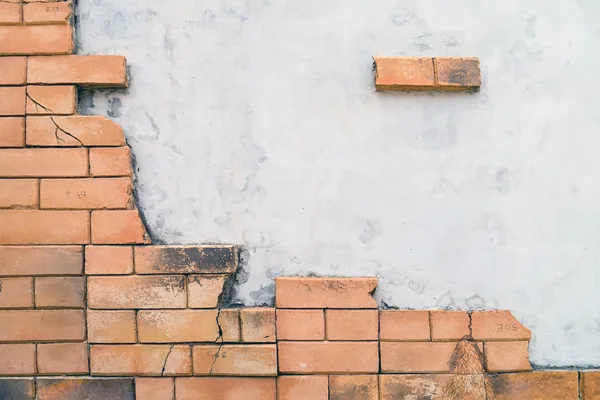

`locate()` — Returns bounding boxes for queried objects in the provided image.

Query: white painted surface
[77,0,600,366]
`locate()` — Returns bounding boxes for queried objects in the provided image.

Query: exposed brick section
[135,378,174,400]
[23,2,73,26]
[193,344,277,376]
[0,210,90,244]
[488,371,579,399]
[0,277,33,308]
[88,276,186,309]
[240,308,276,343]
[37,343,88,375]
[0,26,73,55]
[0,57,27,85]
[40,178,133,209]
[37,378,135,400]
[277,376,328,400]
[326,310,378,341]
[434,57,481,90]
[0,245,82,275]
[0,86,26,115]
[430,310,470,341]
[329,375,378,400]
[91,210,150,244]
[176,377,276,400]
[0,179,38,208]
[89,147,132,177]
[275,277,377,309]
[85,246,134,275]
[0,378,35,400]
[0,148,88,177]
[379,374,486,400]
[582,371,600,399]
[0,344,35,375]
[34,277,85,308]
[374,57,435,91]
[134,245,238,274]
[0,117,25,146]
[0,310,84,341]
[0,3,22,26]
[380,310,431,341]
[471,310,532,341]
[28,55,127,86]
[380,342,457,373]
[90,345,192,376]
[26,116,126,147]
[26,85,76,115]
[276,309,325,341]
[485,341,532,372]
[187,275,228,308]
[87,310,137,344]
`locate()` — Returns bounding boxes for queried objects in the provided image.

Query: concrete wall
[76,0,600,367]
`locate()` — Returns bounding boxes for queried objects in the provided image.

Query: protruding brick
[0,57,26,85]
[135,378,174,400]
[0,86,26,116]
[485,341,532,372]
[380,342,457,373]
[0,379,35,400]
[28,55,127,86]
[88,276,186,309]
[241,308,276,343]
[434,57,481,91]
[0,25,73,55]
[37,378,135,400]
[0,148,88,177]
[0,3,22,25]
[0,179,38,208]
[0,344,35,375]
[26,85,76,115]
[187,275,227,308]
[374,57,435,91]
[488,371,579,399]
[379,374,487,400]
[430,310,470,341]
[90,147,132,177]
[0,245,82,275]
[88,310,137,344]
[0,310,84,341]
[90,345,192,376]
[23,2,72,25]
[277,376,328,400]
[85,246,134,275]
[326,310,378,341]
[582,372,600,400]
[0,277,33,308]
[0,117,24,146]
[193,344,277,376]
[26,116,126,147]
[471,310,531,341]
[176,377,276,400]
[37,343,88,375]
[278,341,379,374]
[134,245,237,274]
[0,210,90,244]
[380,310,430,341]
[91,210,150,244]
[35,277,85,308]
[276,309,325,341]
[275,277,377,309]
[41,178,132,209]
[329,375,378,400]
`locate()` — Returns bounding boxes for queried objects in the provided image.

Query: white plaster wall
[76,0,600,366]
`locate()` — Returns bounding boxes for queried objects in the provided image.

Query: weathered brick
[275,277,377,309]
[89,147,132,177]
[0,148,88,177]
[240,308,276,343]
[35,277,85,308]
[85,246,134,275]
[88,276,186,309]
[0,245,82,275]
[277,376,328,400]
[137,309,240,343]
[90,345,192,376]
[0,277,33,308]
[135,378,174,400]
[326,310,378,341]
[193,344,277,376]
[0,179,38,208]
[87,310,137,344]
[582,372,600,400]
[329,375,378,400]
[0,117,24,146]
[26,116,126,147]
[37,343,88,375]
[471,310,531,341]
[23,2,72,25]
[485,341,532,372]
[134,245,237,274]
[379,374,487,400]
[278,341,379,374]
[380,310,431,341]
[488,371,579,399]
[276,309,325,341]
[430,310,470,341]
[28,55,127,86]
[0,25,73,55]
[0,378,35,400]
[448,339,484,374]
[434,57,481,91]
[0,57,26,85]
[176,377,276,400]
[0,3,22,25]
[0,344,35,375]
[26,85,76,115]
[91,210,150,244]
[0,310,84,341]
[380,342,457,373]
[0,86,26,116]
[374,56,435,91]
[37,378,135,400]
[0,210,90,244]
[40,178,132,209]
[187,275,227,308]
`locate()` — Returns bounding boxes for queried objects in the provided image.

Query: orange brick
[374,57,435,91]
[484,341,532,372]
[379,374,487,400]
[187,275,227,308]
[136,378,174,400]
[176,377,276,400]
[193,344,277,376]
[40,178,132,209]
[0,57,26,84]
[380,310,431,341]
[0,3,22,25]
[0,179,38,208]
[90,147,132,177]
[326,310,378,341]
[278,341,379,374]
[85,245,134,275]
[23,2,72,25]
[582,372,600,400]
[0,25,73,55]
[88,275,186,309]
[137,309,240,343]
[0,210,90,244]
[0,148,88,177]
[26,116,126,147]
[28,55,127,86]
[87,310,136,343]
[277,376,328,400]
[0,245,82,275]
[36,378,134,399]
[35,277,84,308]
[91,345,192,376]
[329,375,378,400]
[0,277,33,308]
[0,310,84,341]
[0,117,25,146]
[26,85,76,115]
[275,277,377,309]
[0,86,26,116]
[276,309,325,341]
[434,57,481,91]
[91,210,150,244]
[380,342,457,373]
[134,245,238,274]
[488,371,579,400]
[240,308,276,343]
[471,310,531,341]
[0,344,35,375]
[430,311,470,341]
[37,343,88,375]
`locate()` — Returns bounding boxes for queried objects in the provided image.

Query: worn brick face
[0,148,88,177]
[380,310,431,341]
[275,277,377,309]
[0,25,73,55]
[187,275,227,308]
[0,210,90,244]
[325,310,378,341]
[35,277,85,308]
[28,55,127,86]
[89,147,132,177]
[0,245,83,275]
[26,116,126,147]
[374,57,435,91]
[40,178,132,209]
[471,310,531,341]
[0,3,22,26]
[192,344,277,376]
[434,57,481,90]
[487,371,579,399]
[26,85,76,115]
[0,86,26,115]
[135,378,174,400]
[0,117,25,146]
[582,372,600,399]
[0,310,85,341]
[85,245,134,275]
[329,375,379,400]
[90,345,192,376]
[0,344,36,375]
[0,57,27,85]
[0,179,38,208]
[87,310,137,344]
[0,277,33,308]
[484,341,532,372]
[134,245,237,274]
[23,2,72,25]
[240,308,276,343]
[276,309,325,341]
[379,374,487,400]
[37,378,135,400]
[0,378,35,400]
[430,311,470,341]
[176,377,276,400]
[37,343,89,375]
[380,342,457,373]
[277,376,328,400]
[91,210,150,244]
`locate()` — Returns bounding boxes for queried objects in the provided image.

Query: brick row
[26,116,126,147]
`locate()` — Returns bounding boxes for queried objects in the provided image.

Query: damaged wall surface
[76,0,600,367]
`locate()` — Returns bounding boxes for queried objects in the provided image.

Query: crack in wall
[49,116,84,146]
[160,344,175,377]
[26,92,53,114]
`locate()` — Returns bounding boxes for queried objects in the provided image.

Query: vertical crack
[467,310,474,338]
[209,308,225,375]
[26,92,53,114]
[50,116,84,146]
[161,344,175,377]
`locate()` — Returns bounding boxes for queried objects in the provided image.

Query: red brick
[277,376,328,400]
[35,277,85,308]
[278,341,379,374]
[136,378,174,400]
[374,57,435,91]
[0,86,26,116]
[0,25,73,55]
[187,275,227,308]
[329,375,378,400]
[275,277,377,309]
[91,345,192,376]
[85,245,134,275]
[0,245,82,275]
[0,210,90,244]
[23,2,72,25]
[88,275,186,309]
[134,245,237,274]
[0,148,88,177]
[87,310,136,344]
[380,310,431,341]
[0,179,37,208]
[91,210,150,244]
[0,277,33,308]
[89,147,132,177]
[0,117,24,146]
[28,55,127,86]
[240,308,276,343]
[41,178,133,209]
[430,310,470,341]
[0,57,26,84]
[0,344,35,375]
[176,377,276,400]
[276,309,325,341]
[379,374,487,400]
[26,85,76,115]
[26,116,126,146]
[326,309,378,341]
[192,344,277,376]
[0,310,84,341]
[471,310,531,341]
[434,57,481,91]
[37,343,88,375]
[380,342,457,373]
[484,341,532,372]
[488,371,579,399]
[582,372,600,400]
[0,3,22,25]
